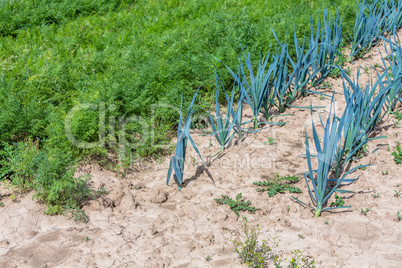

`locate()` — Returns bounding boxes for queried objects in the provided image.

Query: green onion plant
[379,28,402,111]
[292,97,369,218]
[309,8,343,85]
[167,89,205,189]
[333,69,390,176]
[207,73,238,152]
[349,0,389,60]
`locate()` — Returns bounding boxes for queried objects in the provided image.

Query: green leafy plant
[205,255,212,261]
[254,174,301,197]
[288,249,316,268]
[394,111,402,128]
[231,217,275,267]
[215,193,258,217]
[267,137,277,146]
[331,194,345,207]
[0,202,4,207]
[382,170,388,175]
[328,47,348,78]
[391,142,402,164]
[322,81,333,88]
[397,212,402,221]
[394,190,401,197]
[0,140,106,221]
[372,193,380,198]
[84,236,90,242]
[361,208,370,215]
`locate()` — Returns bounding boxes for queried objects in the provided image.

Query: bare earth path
[0,34,401,268]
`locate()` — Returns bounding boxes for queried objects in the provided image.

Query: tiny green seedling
[363,66,371,75]
[205,255,212,261]
[397,212,402,221]
[372,193,380,198]
[394,190,401,197]
[215,193,258,217]
[267,137,277,146]
[322,81,332,88]
[209,236,215,242]
[319,95,326,100]
[331,194,345,207]
[298,233,305,239]
[325,221,330,225]
[361,208,370,215]
[392,142,402,164]
[392,110,402,128]
[84,236,90,242]
[209,140,213,148]
[0,202,4,207]
[382,170,388,175]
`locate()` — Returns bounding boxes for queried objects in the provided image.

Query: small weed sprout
[84,236,90,242]
[392,110,402,128]
[298,233,305,239]
[397,212,402,221]
[361,208,370,215]
[392,142,402,164]
[330,194,345,207]
[372,193,380,198]
[205,255,212,261]
[288,249,316,268]
[394,190,401,197]
[382,170,388,175]
[268,137,277,146]
[215,193,258,217]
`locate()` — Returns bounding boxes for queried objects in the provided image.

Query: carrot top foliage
[0,0,357,215]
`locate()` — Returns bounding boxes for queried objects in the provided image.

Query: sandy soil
[0,33,401,268]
